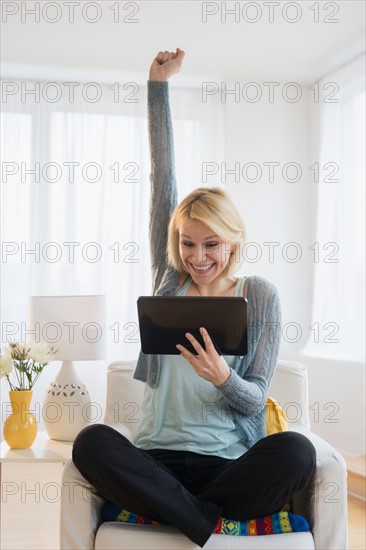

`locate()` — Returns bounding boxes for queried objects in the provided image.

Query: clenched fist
[149,48,185,81]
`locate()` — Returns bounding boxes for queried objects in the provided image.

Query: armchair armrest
[290,426,348,550]
[60,458,105,550]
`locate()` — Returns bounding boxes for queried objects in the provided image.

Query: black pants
[72,425,316,548]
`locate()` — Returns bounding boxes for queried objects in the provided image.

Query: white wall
[283,353,365,456]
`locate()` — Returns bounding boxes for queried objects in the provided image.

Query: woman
[73,49,316,548]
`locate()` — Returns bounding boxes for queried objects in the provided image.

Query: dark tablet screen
[137,296,248,356]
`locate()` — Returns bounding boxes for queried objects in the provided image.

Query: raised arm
[147,48,185,294]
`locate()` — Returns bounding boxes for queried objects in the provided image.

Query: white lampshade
[28,295,106,442]
[29,295,106,360]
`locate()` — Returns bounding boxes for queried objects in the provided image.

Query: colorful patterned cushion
[101,502,309,535]
[213,511,309,535]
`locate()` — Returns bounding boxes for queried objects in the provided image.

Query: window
[304,55,365,361]
[1,79,225,360]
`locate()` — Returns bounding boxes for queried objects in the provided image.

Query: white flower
[6,342,31,360]
[28,341,56,364]
[2,341,57,390]
[0,349,13,378]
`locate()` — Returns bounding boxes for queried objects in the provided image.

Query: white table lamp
[29,295,106,441]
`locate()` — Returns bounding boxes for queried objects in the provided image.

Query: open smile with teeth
[190,263,214,272]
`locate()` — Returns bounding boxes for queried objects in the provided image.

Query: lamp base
[43,361,91,441]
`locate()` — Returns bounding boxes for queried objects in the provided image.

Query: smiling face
[167,187,246,279]
[178,219,235,283]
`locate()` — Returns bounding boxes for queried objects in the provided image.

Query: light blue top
[134,276,250,458]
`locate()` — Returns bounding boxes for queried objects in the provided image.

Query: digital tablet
[137,296,248,356]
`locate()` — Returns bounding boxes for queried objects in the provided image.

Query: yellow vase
[3,390,37,449]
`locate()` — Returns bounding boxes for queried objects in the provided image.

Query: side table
[1,430,73,463]
[1,431,73,550]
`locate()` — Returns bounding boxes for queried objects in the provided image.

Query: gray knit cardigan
[133,80,282,449]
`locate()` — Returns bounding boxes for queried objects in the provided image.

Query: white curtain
[1,79,225,361]
[304,54,365,361]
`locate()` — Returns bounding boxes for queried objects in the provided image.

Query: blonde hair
[167,187,247,276]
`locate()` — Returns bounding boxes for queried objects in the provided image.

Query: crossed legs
[72,425,316,547]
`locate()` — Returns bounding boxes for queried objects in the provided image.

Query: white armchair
[60,360,348,550]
